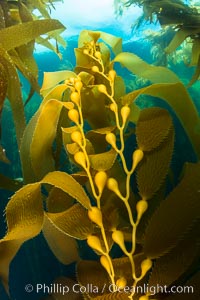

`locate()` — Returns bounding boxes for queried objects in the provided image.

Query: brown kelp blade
[144,162,200,258]
[0,174,23,191]
[0,170,92,292]
[148,220,200,289]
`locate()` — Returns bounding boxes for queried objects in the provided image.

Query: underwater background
[0,1,200,299]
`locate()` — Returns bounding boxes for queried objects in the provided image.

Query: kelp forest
[0,0,200,299]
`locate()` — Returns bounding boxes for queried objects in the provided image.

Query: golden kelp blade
[165,27,200,55]
[0,183,43,293]
[136,108,174,199]
[123,82,200,159]
[136,107,173,152]
[42,84,70,105]
[137,126,174,200]
[36,36,63,59]
[40,71,77,96]
[30,99,63,180]
[42,171,91,209]
[19,112,40,184]
[0,63,8,114]
[78,30,122,55]
[187,55,200,87]
[88,148,117,171]
[0,17,66,148]
[20,97,68,184]
[10,48,40,98]
[31,0,51,18]
[42,214,80,265]
[47,187,74,213]
[165,27,200,86]
[112,253,145,281]
[112,52,180,83]
[46,204,94,240]
[190,39,200,67]
[0,48,26,148]
[0,19,65,51]
[18,1,33,22]
[0,170,92,291]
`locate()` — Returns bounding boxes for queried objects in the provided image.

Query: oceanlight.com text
[25,282,194,296]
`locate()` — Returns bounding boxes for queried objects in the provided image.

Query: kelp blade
[0,48,26,147]
[42,214,80,265]
[78,30,122,55]
[113,52,180,83]
[0,183,43,292]
[40,71,77,96]
[124,82,200,159]
[144,162,200,258]
[30,99,63,180]
[0,170,92,291]
[0,19,65,51]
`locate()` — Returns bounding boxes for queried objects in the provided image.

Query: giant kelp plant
[0,29,200,299]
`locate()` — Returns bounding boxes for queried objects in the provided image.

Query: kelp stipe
[0,30,200,299]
